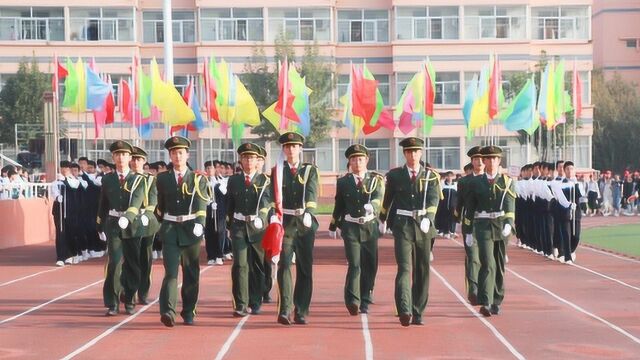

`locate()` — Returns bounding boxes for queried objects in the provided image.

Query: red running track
[0,216,639,359]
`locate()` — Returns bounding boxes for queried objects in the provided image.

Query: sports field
[582,223,640,257]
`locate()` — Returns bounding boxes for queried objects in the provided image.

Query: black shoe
[250,305,262,315]
[411,315,424,325]
[468,293,479,306]
[346,303,359,316]
[125,304,135,315]
[359,304,369,314]
[277,313,291,325]
[105,307,118,316]
[263,295,272,304]
[183,316,194,325]
[490,304,500,315]
[294,314,307,325]
[233,309,249,317]
[399,313,411,327]
[160,313,175,327]
[138,297,149,305]
[479,306,492,317]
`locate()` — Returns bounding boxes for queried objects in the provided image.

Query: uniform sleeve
[329,178,344,232]
[146,177,158,212]
[258,175,272,223]
[503,177,517,227]
[462,180,477,235]
[125,175,145,222]
[425,175,441,224]
[304,166,319,215]
[195,175,209,226]
[155,176,165,222]
[96,180,108,233]
[371,175,385,215]
[379,173,394,222]
[454,178,465,222]
[226,177,236,229]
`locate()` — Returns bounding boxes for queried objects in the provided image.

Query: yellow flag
[74,58,86,113]
[234,76,260,126]
[150,58,195,126]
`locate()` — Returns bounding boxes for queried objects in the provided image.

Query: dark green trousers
[464,235,481,299]
[277,216,317,317]
[341,222,379,307]
[121,236,142,305]
[230,228,266,311]
[476,238,506,306]
[103,233,123,309]
[138,235,154,301]
[159,241,201,319]
[392,218,431,317]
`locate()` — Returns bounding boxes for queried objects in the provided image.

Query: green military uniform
[379,137,442,326]
[155,136,210,327]
[273,132,319,325]
[462,146,516,317]
[256,145,275,303]
[96,141,145,316]
[226,143,272,316]
[455,147,482,305]
[131,147,161,305]
[329,144,384,315]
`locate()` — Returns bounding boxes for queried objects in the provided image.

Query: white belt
[474,211,505,219]
[233,212,257,222]
[396,209,427,217]
[344,214,375,225]
[108,210,125,217]
[282,208,305,216]
[163,214,197,222]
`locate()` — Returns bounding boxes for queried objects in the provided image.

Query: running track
[0,216,638,359]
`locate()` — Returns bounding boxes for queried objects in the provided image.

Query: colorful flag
[62,58,78,108]
[150,57,195,126]
[488,55,502,120]
[499,77,539,135]
[51,54,68,95]
[572,60,583,120]
[86,65,112,111]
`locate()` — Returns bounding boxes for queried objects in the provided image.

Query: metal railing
[0,182,52,200]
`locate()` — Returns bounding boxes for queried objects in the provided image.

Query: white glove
[253,218,263,230]
[570,203,577,211]
[363,204,374,216]
[420,218,431,233]
[56,174,65,181]
[329,230,337,239]
[56,195,63,202]
[193,223,204,237]
[98,232,107,242]
[270,215,281,224]
[210,202,218,210]
[502,224,512,237]
[118,217,129,230]
[378,221,386,234]
[303,212,312,228]
[465,234,473,247]
[140,214,149,227]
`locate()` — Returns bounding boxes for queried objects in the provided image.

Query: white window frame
[395,6,459,40]
[268,7,331,42]
[464,6,526,40]
[200,8,264,42]
[396,72,460,105]
[532,6,590,40]
[426,137,460,171]
[142,11,195,43]
[69,7,135,42]
[337,9,389,43]
[0,7,64,41]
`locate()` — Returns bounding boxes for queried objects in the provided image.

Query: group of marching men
[52,131,579,327]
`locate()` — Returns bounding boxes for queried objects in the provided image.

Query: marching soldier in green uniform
[454,146,483,306]
[226,143,272,317]
[379,137,442,326]
[130,146,161,305]
[270,132,319,325]
[96,141,145,316]
[257,145,275,304]
[462,145,516,317]
[155,136,210,327]
[329,144,384,315]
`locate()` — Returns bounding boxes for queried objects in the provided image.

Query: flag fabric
[51,55,68,95]
[394,62,436,136]
[543,61,557,129]
[150,57,195,126]
[553,60,567,126]
[202,57,219,121]
[92,75,115,139]
[86,65,112,111]
[273,59,299,129]
[172,77,206,135]
[572,60,583,120]
[488,55,502,119]
[119,79,133,122]
[263,60,312,135]
[499,77,539,135]
[469,66,490,131]
[62,58,78,108]
[422,61,436,135]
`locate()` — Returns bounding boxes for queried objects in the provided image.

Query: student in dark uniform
[51,161,71,266]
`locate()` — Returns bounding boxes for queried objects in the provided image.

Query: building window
[625,39,638,48]
[532,6,589,40]
[337,10,388,43]
[173,76,191,96]
[337,73,390,106]
[143,11,195,43]
[268,8,330,42]
[427,138,460,170]
[200,8,263,42]
[303,140,333,171]
[435,72,460,105]
[0,7,64,41]
[395,6,458,40]
[69,8,134,41]
[338,139,391,172]
[464,71,515,101]
[464,6,525,40]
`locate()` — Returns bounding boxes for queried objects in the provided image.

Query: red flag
[424,64,435,118]
[203,58,220,121]
[488,55,501,119]
[275,60,299,128]
[51,55,68,93]
[572,60,582,120]
[105,90,115,125]
[352,65,378,123]
[120,79,133,122]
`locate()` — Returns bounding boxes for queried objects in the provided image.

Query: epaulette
[369,171,384,179]
[428,171,441,181]
[302,162,317,169]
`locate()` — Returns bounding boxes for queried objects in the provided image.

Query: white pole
[163,0,174,157]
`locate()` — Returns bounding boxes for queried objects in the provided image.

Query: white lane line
[580,246,640,264]
[360,314,373,360]
[0,267,63,287]
[507,268,640,345]
[60,266,213,360]
[431,266,525,360]
[214,315,251,360]
[0,279,104,325]
[569,262,640,292]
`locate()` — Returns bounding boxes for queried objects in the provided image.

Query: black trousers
[53,205,68,262]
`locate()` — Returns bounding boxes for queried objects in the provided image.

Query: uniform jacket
[462,173,516,241]
[226,172,272,243]
[96,171,145,239]
[329,171,385,232]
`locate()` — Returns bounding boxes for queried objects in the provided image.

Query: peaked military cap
[466,146,483,158]
[237,142,261,156]
[109,140,134,154]
[344,144,369,158]
[164,136,191,150]
[480,145,503,157]
[257,145,267,159]
[279,132,304,145]
[399,137,424,150]
[132,146,148,159]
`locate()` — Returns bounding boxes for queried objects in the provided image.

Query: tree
[592,71,640,171]
[0,57,51,146]
[243,35,336,146]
